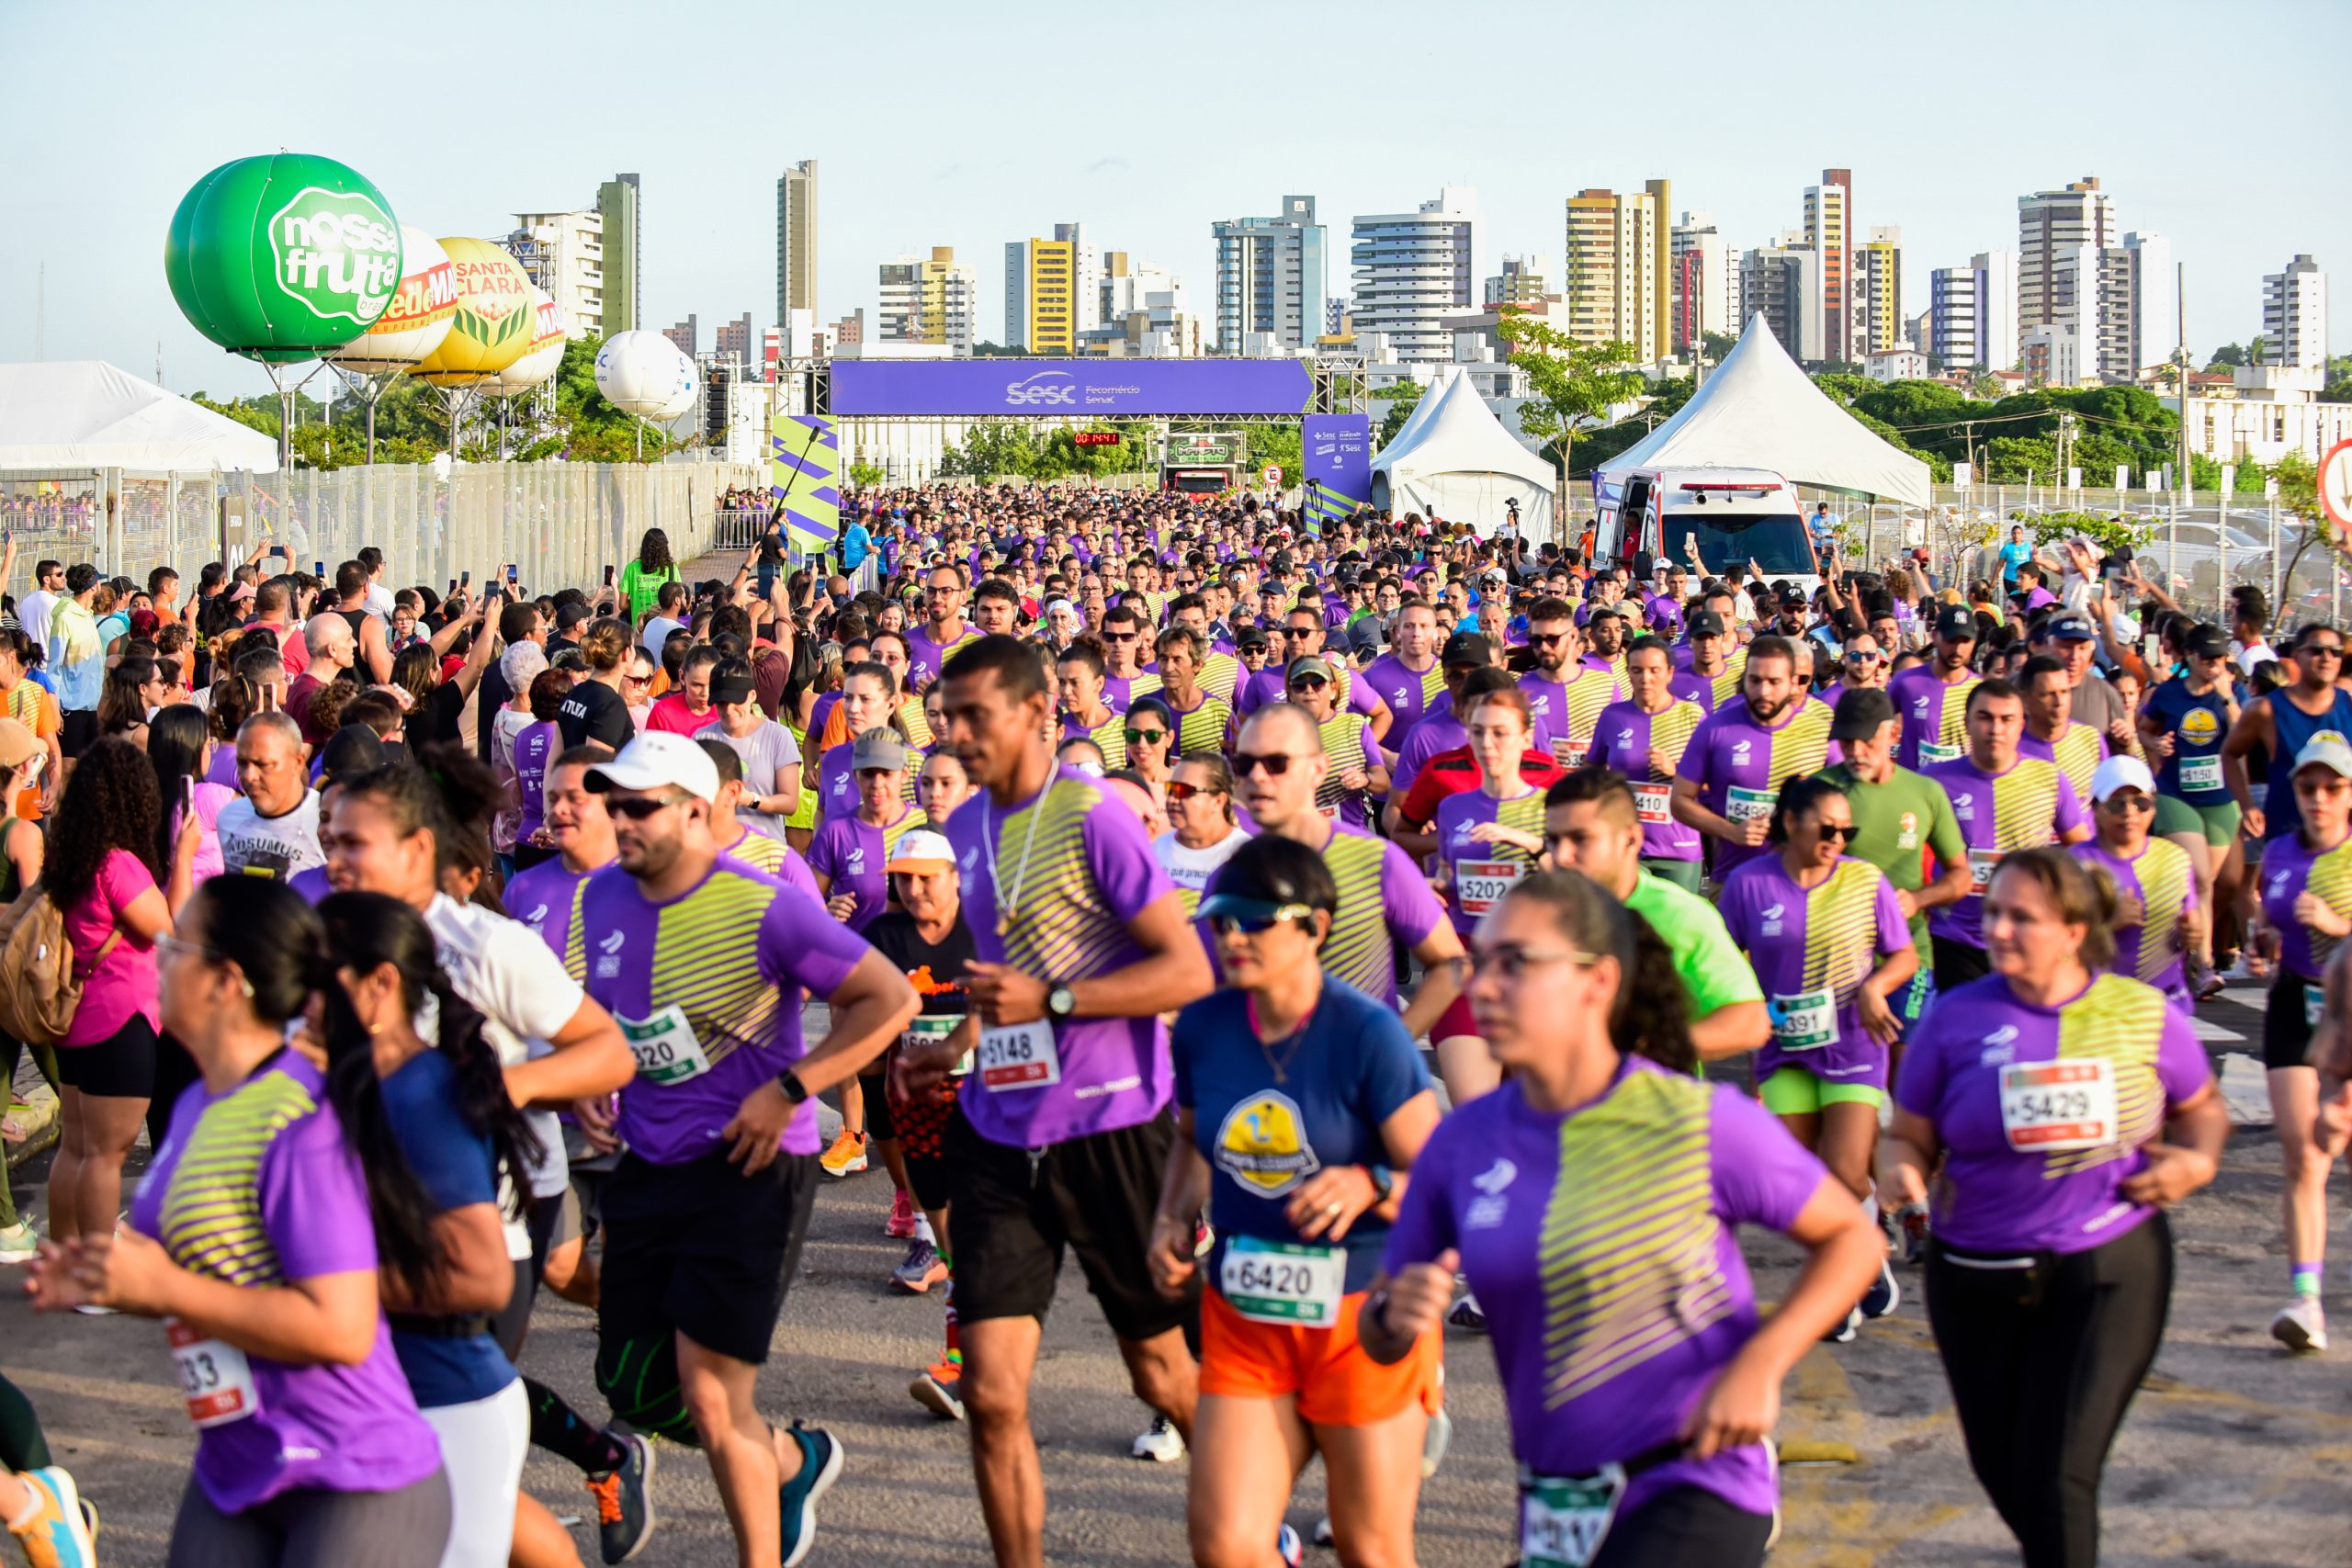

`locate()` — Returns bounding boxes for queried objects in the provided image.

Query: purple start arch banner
[829,358,1314,417]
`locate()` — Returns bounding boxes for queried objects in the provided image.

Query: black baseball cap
[1934,604,1979,640]
[1829,687,1897,742]
[1236,626,1270,651]
[1778,587,1808,609]
[2040,611,2097,643]
[2185,624,2231,660]
[1441,631,1493,668]
[1686,608,1726,637]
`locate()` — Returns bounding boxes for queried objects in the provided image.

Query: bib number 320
[1521,1466,1626,1568]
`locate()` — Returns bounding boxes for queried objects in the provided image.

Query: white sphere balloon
[594,330,695,418]
[326,227,455,374]
[492,288,568,394]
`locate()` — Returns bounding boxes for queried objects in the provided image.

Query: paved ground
[5,987,2348,1566]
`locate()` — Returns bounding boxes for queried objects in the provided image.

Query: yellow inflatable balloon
[413,236,536,386]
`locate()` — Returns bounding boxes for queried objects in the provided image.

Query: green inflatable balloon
[164,153,403,365]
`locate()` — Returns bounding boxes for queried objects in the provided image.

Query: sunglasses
[1124,728,1169,747]
[2301,645,2346,660]
[1288,675,1329,692]
[2098,794,2155,813]
[1467,943,1596,979]
[1102,631,1137,643]
[1231,750,1297,777]
[605,793,692,820]
[1163,780,1220,802]
[1205,901,1317,936]
[1808,822,1855,840]
[1845,649,1885,664]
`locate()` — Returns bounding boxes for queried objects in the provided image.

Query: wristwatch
[1046,985,1077,1023]
[1363,1165,1396,1204]
[775,1069,810,1105]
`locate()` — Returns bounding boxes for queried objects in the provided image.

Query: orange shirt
[4,681,59,820]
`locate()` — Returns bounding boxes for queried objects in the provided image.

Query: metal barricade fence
[0,461,760,600]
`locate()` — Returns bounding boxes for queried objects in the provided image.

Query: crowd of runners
[0,485,2338,1568]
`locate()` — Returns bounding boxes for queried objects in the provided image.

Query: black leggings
[165,1470,451,1568]
[1591,1484,1773,1568]
[0,1373,51,1472]
[1926,1213,2173,1568]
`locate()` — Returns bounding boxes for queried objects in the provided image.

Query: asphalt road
[4,985,2347,1567]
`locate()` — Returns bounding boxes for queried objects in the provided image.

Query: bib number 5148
[976,1021,1061,1090]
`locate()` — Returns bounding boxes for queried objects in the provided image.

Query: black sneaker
[778,1422,844,1568]
[587,1431,656,1565]
[1822,1304,1860,1344]
[1860,1258,1901,1320]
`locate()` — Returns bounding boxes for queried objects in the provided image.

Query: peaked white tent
[0,361,278,473]
[1371,372,1557,536]
[1593,314,1928,507]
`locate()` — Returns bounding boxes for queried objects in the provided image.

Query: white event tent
[0,361,278,473]
[1592,314,1928,508]
[1371,371,1557,536]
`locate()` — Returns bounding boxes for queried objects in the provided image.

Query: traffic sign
[2322,439,2352,532]
[1263,466,1283,486]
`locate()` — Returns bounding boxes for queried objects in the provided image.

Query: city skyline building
[878,246,978,355]
[505,209,604,339]
[1350,187,1478,364]
[1929,250,2019,371]
[1484,254,1555,308]
[1858,225,1904,356]
[1670,211,1732,352]
[1003,222,1096,353]
[2018,175,2116,361]
[1804,169,1852,358]
[776,160,819,330]
[1562,182,1668,363]
[1211,196,1328,354]
[1740,243,1824,362]
[715,311,752,363]
[662,314,696,357]
[596,174,639,334]
[2266,254,2328,370]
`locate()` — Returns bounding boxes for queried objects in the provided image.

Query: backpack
[0,883,120,1047]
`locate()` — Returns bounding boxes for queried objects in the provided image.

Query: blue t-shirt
[1999,540,2033,582]
[2143,678,2233,803]
[1171,979,1431,1294]
[379,1049,519,1409]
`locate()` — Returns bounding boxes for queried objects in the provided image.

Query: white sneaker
[1130,1415,1184,1462]
[2272,1295,2328,1353]
[0,1220,37,1264]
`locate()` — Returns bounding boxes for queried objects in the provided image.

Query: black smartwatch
[776,1069,810,1105]
[1363,1164,1395,1204]
[1046,984,1077,1022]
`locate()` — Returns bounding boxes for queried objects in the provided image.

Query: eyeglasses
[2098,794,2155,813]
[1467,943,1597,979]
[1845,649,1885,664]
[1102,631,1137,643]
[1528,631,1569,647]
[154,933,220,963]
[1206,902,1317,936]
[1283,626,1320,640]
[1287,675,1329,693]
[1164,780,1220,803]
[1124,728,1170,747]
[1231,750,1297,777]
[2301,645,2346,660]
[604,792,694,820]
[1808,822,1856,840]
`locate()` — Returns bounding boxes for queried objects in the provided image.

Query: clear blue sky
[5,0,2342,399]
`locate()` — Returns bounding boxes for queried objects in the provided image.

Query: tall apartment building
[1670,212,1730,352]
[1350,188,1478,364]
[596,174,639,334]
[1857,227,1904,355]
[1928,251,2018,371]
[1485,254,1555,308]
[2018,177,2116,354]
[1740,245,1823,362]
[1003,223,1096,354]
[878,246,978,355]
[663,315,697,357]
[1211,196,1328,353]
[715,313,752,363]
[2266,255,2329,370]
[1804,170,1852,358]
[775,161,818,330]
[1563,181,1669,363]
[506,209,603,338]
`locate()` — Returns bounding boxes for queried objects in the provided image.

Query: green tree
[1494,310,1646,478]
[847,460,887,487]
[1246,424,1302,482]
[1701,331,1739,362]
[1372,384,1422,447]
[2008,508,2148,556]
[2206,342,2245,369]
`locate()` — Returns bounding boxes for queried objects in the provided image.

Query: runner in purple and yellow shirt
[1671,635,1838,882]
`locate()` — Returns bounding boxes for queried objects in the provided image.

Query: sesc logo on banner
[1003,371,1078,407]
[268,187,401,327]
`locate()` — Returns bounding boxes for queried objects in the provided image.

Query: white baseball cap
[584,731,721,805]
[2088,754,2156,803]
[2294,737,2352,780]
[886,829,956,874]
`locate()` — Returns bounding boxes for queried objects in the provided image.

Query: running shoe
[586,1431,656,1565]
[1130,1414,1184,1462]
[1446,1291,1487,1331]
[6,1465,95,1568]
[885,1189,916,1238]
[891,1238,948,1294]
[818,1128,867,1179]
[1276,1521,1303,1567]
[910,1355,964,1421]
[1822,1305,1861,1344]
[1312,1517,1333,1549]
[1860,1258,1901,1320]
[777,1422,843,1568]
[2271,1296,2329,1353]
[0,1221,38,1264]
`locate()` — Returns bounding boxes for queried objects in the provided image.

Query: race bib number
[1631,782,1672,824]
[1968,847,2003,896]
[909,1011,971,1077]
[2306,984,2325,1031]
[1917,741,1962,767]
[1551,737,1589,770]
[1521,1467,1626,1568]
[167,1317,257,1428]
[976,1020,1061,1090]
[1218,1236,1346,1327]
[620,1005,712,1086]
[1456,859,1526,917]
[1998,1059,2118,1153]
[1770,988,1838,1050]
[1726,784,1776,823]
[2177,755,2222,792]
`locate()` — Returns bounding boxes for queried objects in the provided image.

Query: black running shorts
[597,1148,819,1366]
[945,1110,1199,1344]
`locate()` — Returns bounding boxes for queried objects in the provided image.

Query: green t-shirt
[1623,869,1762,1021]
[1813,761,1964,949]
[618,559,679,624]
